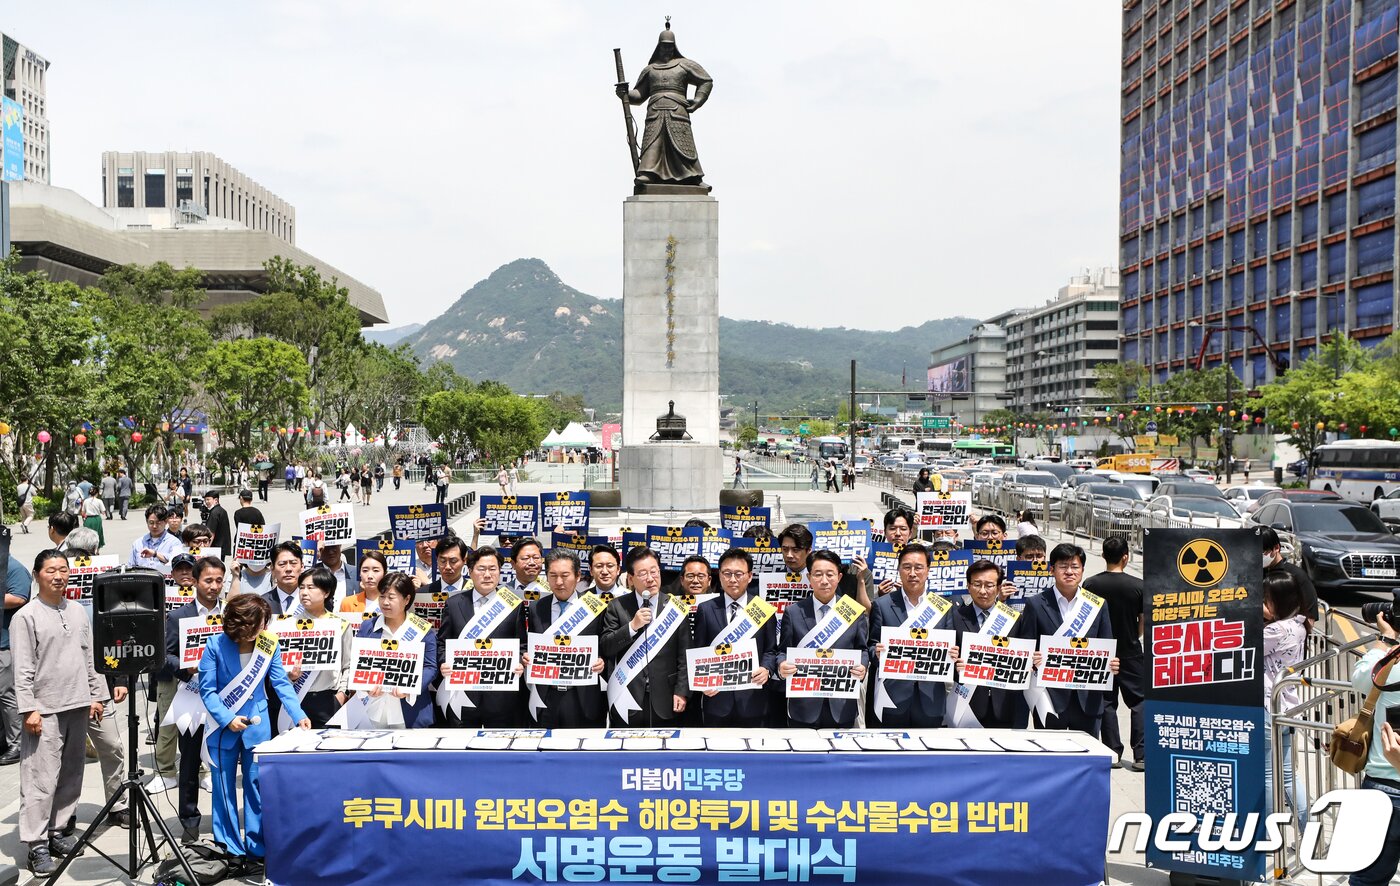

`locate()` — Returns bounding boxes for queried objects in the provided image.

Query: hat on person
[238,489,253,501]
[171,553,198,571]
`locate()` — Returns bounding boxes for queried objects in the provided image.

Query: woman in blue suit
[354,572,438,728]
[199,592,309,878]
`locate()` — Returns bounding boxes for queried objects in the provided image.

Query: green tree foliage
[202,339,310,466]
[1255,336,1369,461]
[736,423,759,446]
[1149,366,1242,463]
[317,342,426,443]
[1094,360,1150,405]
[420,389,546,464]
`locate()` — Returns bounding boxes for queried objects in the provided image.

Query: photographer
[1350,610,1400,886]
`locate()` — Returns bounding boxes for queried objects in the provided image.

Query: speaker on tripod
[49,567,199,884]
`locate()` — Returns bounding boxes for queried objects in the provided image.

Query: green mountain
[404,258,977,415]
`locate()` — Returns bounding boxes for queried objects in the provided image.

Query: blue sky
[10,1,1122,329]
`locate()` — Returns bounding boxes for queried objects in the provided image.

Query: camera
[1361,590,1400,627]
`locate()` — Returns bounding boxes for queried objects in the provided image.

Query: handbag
[1329,643,1400,774]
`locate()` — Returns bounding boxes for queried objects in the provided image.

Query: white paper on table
[581,737,623,751]
[917,733,970,752]
[1032,734,1091,753]
[539,735,581,751]
[663,734,706,751]
[788,734,833,752]
[704,735,748,752]
[990,734,1043,753]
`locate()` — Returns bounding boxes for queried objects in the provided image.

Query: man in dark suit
[951,559,1032,729]
[601,548,689,727]
[261,541,305,617]
[692,548,777,727]
[867,543,958,727]
[164,556,225,843]
[201,490,232,555]
[776,550,869,728]
[527,550,606,728]
[1022,543,1120,737]
[437,546,526,728]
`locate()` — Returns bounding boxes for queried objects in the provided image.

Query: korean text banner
[733,537,785,574]
[1,97,21,182]
[481,496,540,536]
[540,492,590,534]
[388,504,449,541]
[260,748,1111,886]
[356,536,415,576]
[1142,528,1265,882]
[807,521,871,564]
[719,505,771,534]
[646,525,700,570]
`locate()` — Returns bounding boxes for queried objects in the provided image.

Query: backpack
[151,841,229,885]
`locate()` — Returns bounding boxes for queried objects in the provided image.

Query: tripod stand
[48,698,198,884]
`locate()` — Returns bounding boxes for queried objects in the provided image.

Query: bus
[1310,440,1400,502]
[917,437,955,456]
[953,439,1016,463]
[807,435,850,462]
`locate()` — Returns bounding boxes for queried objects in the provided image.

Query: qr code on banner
[1173,757,1234,815]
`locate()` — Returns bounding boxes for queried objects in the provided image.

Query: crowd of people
[0,491,1323,879]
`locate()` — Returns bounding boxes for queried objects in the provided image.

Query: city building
[2,30,50,182]
[1005,269,1121,415]
[926,311,1018,427]
[8,180,386,324]
[1119,0,1400,389]
[100,151,295,244]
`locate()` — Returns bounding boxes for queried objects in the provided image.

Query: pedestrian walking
[508,466,519,494]
[496,466,509,496]
[810,463,820,491]
[732,456,745,489]
[81,487,106,549]
[336,470,352,503]
[374,462,386,492]
[114,469,132,520]
[360,464,374,506]
[436,465,451,506]
[392,461,403,491]
[99,471,117,519]
[16,479,35,534]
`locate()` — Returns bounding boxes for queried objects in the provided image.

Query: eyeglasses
[719,571,750,580]
[968,581,1000,591]
[1052,563,1083,573]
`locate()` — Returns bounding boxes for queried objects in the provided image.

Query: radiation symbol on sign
[666,527,684,538]
[433,592,448,603]
[679,594,696,607]
[832,521,848,531]
[734,507,750,516]
[72,555,92,567]
[407,505,425,516]
[786,572,802,583]
[378,538,397,552]
[983,539,1003,550]
[1177,538,1229,588]
[524,588,541,601]
[753,538,772,549]
[250,525,264,534]
[931,550,950,563]
[1069,637,1089,649]
[815,648,835,659]
[556,492,571,501]
[715,643,733,655]
[317,505,332,515]
[909,627,929,640]
[296,618,315,630]
[599,592,614,604]
[553,633,572,646]
[501,496,517,505]
[991,635,1010,648]
[205,615,223,626]
[188,547,202,556]
[381,639,399,651]
[474,638,493,650]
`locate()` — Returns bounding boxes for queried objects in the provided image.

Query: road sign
[922,416,951,430]
[1144,420,1158,433]
[798,424,810,435]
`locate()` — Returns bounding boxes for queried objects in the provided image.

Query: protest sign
[234,523,280,568]
[719,505,771,534]
[808,520,871,563]
[525,635,599,687]
[758,572,810,618]
[273,616,344,671]
[182,545,222,562]
[178,614,225,668]
[444,638,520,692]
[540,491,590,534]
[348,638,426,694]
[413,587,455,633]
[356,536,415,576]
[1006,560,1053,609]
[915,492,972,541]
[1036,636,1115,691]
[963,538,1017,572]
[784,648,862,699]
[388,504,448,542]
[927,547,973,596]
[300,504,355,547]
[619,529,647,559]
[646,525,700,570]
[550,532,612,578]
[297,538,319,570]
[733,536,785,574]
[684,525,734,568]
[64,554,118,606]
[869,542,902,586]
[878,627,957,683]
[961,635,1036,690]
[479,496,539,535]
[164,583,197,612]
[686,639,759,693]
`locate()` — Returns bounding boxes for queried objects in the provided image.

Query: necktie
[729,600,740,621]
[819,603,830,620]
[558,599,569,620]
[978,608,988,629]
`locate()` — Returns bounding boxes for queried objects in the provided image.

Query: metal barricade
[1268,605,1379,883]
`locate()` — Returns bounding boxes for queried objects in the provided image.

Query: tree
[535,391,588,432]
[736,423,759,446]
[1150,366,1241,464]
[420,390,476,459]
[1255,336,1364,462]
[420,389,546,464]
[1095,360,1150,405]
[202,339,310,466]
[317,342,425,445]
[805,419,835,437]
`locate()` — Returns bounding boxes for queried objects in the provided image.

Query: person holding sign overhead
[1022,543,1120,738]
[868,543,959,727]
[354,573,439,729]
[436,547,526,728]
[601,548,690,726]
[776,550,869,729]
[199,593,310,879]
[526,551,607,728]
[692,548,776,727]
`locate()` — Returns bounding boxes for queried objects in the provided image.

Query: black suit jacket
[692,592,778,724]
[775,595,868,728]
[950,602,1032,729]
[530,594,605,724]
[263,586,300,617]
[206,504,232,554]
[867,592,956,723]
[436,591,527,722]
[601,593,689,723]
[1022,588,1114,721]
[162,601,204,682]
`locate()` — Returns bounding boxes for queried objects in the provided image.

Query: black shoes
[182,825,199,844]
[106,810,133,829]
[49,834,80,857]
[27,844,57,876]
[62,814,76,836]
[0,747,20,765]
[228,855,265,878]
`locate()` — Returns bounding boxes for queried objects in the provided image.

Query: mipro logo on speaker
[102,638,158,661]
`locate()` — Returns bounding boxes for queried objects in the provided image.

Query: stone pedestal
[620,194,722,513]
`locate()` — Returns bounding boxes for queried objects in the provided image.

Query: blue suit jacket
[776,596,868,728]
[867,591,956,723]
[1022,587,1114,720]
[355,619,439,728]
[198,633,307,753]
[692,592,779,724]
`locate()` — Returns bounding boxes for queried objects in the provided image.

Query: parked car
[1372,487,1400,531]
[1026,461,1079,487]
[1107,472,1159,497]
[998,471,1063,517]
[1062,483,1148,536]
[940,469,969,492]
[1155,480,1226,500]
[1253,499,1400,593]
[853,454,870,475]
[1141,495,1246,531]
[1222,483,1280,516]
[1245,487,1342,517]
[1182,468,1217,483]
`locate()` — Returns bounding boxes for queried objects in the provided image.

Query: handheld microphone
[249,715,262,726]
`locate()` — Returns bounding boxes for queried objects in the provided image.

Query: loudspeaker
[93,567,166,675]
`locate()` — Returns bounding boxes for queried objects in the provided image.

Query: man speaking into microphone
[601,548,690,727]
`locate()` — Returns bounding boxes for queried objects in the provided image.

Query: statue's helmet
[657,18,675,44]
[649,17,684,63]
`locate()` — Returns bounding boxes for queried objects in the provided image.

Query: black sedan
[1251,499,1400,593]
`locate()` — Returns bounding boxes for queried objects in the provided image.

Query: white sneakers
[145,774,178,794]
[199,775,212,793]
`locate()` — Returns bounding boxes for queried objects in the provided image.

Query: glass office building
[1119,0,1399,387]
